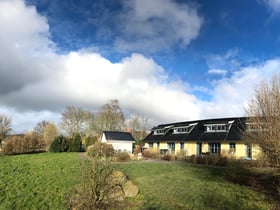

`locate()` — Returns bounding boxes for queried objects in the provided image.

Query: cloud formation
[115,0,203,52]
[263,0,280,13]
[0,0,280,133]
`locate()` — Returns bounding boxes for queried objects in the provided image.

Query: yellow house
[143,117,261,160]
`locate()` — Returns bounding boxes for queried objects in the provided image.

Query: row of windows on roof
[153,123,230,135]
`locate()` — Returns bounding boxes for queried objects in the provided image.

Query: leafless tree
[0,114,12,146]
[127,114,148,142]
[59,106,93,137]
[94,100,125,133]
[34,120,49,137]
[244,74,280,166]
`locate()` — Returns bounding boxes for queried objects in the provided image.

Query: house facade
[101,131,135,153]
[143,117,261,160]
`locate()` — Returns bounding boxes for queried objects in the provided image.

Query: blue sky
[1,0,280,132]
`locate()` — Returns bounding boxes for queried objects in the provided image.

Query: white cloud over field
[0,0,279,132]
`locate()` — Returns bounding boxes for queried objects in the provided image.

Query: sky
[1,0,280,133]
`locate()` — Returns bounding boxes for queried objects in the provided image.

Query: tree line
[0,99,148,154]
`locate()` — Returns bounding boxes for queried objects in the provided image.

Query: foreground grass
[0,153,276,210]
[117,162,274,210]
[0,153,81,210]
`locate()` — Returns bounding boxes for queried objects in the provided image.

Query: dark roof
[103,131,135,142]
[143,117,247,143]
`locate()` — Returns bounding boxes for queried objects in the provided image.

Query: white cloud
[115,0,203,52]
[208,69,227,75]
[263,0,280,13]
[1,0,280,133]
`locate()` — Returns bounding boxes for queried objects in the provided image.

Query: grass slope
[117,162,273,210]
[0,153,81,210]
[0,153,275,210]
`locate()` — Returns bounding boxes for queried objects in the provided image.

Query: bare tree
[34,120,49,137]
[94,100,125,133]
[244,74,280,166]
[59,106,93,137]
[127,114,148,142]
[0,114,12,146]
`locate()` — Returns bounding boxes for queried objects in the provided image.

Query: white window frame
[205,123,228,132]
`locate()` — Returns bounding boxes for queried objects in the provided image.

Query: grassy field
[0,153,276,210]
[0,153,82,210]
[116,162,274,210]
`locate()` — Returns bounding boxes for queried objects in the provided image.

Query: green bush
[49,135,68,152]
[68,133,81,152]
[85,136,97,148]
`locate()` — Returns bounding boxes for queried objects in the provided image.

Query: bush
[142,150,160,159]
[161,154,175,161]
[85,136,97,148]
[87,141,114,158]
[114,152,131,162]
[68,133,81,152]
[2,133,45,155]
[224,160,252,185]
[49,135,68,152]
[176,150,187,161]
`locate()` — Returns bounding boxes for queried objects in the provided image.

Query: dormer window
[173,123,197,134]
[154,129,165,135]
[205,124,228,132]
[174,126,191,134]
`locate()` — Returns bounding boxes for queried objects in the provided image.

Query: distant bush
[161,154,175,161]
[142,150,160,159]
[87,141,114,158]
[188,154,229,166]
[68,133,81,152]
[176,150,188,161]
[114,152,131,162]
[49,135,68,152]
[85,136,97,148]
[2,133,45,155]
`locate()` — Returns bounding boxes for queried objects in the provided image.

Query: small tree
[0,114,12,146]
[244,74,280,166]
[43,123,58,151]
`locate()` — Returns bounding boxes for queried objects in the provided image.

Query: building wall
[144,141,261,160]
[107,141,134,153]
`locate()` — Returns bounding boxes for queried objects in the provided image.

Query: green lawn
[116,162,274,210]
[0,153,82,210]
[0,153,276,210]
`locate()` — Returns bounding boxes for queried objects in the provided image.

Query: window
[154,129,165,135]
[167,143,175,153]
[148,143,153,148]
[174,126,190,134]
[205,124,227,132]
[180,142,184,150]
[229,143,236,154]
[157,142,160,148]
[208,143,221,154]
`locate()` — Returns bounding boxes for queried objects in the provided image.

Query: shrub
[68,133,81,152]
[142,150,160,159]
[161,154,175,161]
[87,141,114,158]
[2,133,45,155]
[49,135,68,152]
[176,150,187,161]
[85,136,97,148]
[114,152,131,162]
